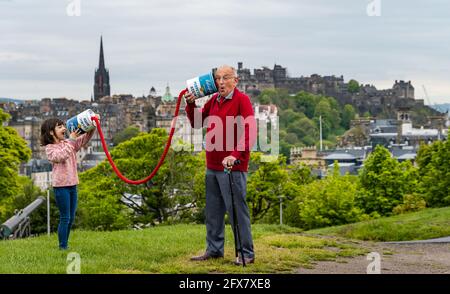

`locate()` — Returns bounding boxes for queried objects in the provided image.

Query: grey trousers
[205,169,254,258]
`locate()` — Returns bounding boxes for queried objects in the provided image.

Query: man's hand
[222,155,237,169]
[184,92,196,104]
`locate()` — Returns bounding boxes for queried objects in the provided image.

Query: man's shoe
[190,252,223,261]
[234,256,255,266]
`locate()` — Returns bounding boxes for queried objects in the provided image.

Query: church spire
[99,36,105,69]
[94,36,110,101]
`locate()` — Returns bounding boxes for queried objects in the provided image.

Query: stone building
[236,62,437,118]
[8,116,43,158]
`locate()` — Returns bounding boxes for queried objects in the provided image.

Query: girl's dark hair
[40,118,65,146]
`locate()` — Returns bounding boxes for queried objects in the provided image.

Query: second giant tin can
[66,109,96,134]
[186,70,218,98]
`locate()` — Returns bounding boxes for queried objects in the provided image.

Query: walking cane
[224,159,246,267]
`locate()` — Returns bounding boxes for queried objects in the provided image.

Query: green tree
[357,145,419,216]
[279,109,305,129]
[256,88,290,109]
[190,152,207,223]
[416,139,450,207]
[341,104,356,129]
[257,91,271,104]
[288,163,316,185]
[0,109,31,221]
[279,140,293,164]
[348,79,360,94]
[284,133,299,145]
[78,129,204,230]
[112,126,140,146]
[287,117,318,142]
[314,100,333,121]
[314,100,340,138]
[282,163,316,227]
[247,153,289,222]
[292,91,318,118]
[294,165,366,229]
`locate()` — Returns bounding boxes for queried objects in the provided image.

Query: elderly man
[185,65,256,265]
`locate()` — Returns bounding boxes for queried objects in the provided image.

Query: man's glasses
[215,75,235,82]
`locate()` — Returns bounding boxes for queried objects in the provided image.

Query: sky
[0,0,449,104]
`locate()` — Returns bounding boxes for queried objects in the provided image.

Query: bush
[393,194,426,215]
[294,169,367,230]
[76,190,132,231]
[416,138,450,207]
[357,146,419,215]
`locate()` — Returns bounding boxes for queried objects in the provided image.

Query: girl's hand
[69,129,82,141]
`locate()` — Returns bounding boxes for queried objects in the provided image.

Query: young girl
[40,116,98,250]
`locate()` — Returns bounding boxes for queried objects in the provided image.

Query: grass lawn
[308,207,450,242]
[0,224,366,274]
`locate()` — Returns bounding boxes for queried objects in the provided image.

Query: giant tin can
[186,70,218,98]
[66,109,96,134]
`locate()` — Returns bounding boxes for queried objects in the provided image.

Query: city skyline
[1,0,450,104]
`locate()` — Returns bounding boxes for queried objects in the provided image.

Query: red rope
[91,88,188,185]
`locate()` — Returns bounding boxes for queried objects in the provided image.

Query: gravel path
[384,236,450,244]
[297,240,450,274]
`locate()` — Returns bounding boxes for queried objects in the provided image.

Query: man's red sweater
[185,88,256,172]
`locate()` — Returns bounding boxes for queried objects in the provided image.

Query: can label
[186,71,218,98]
[66,109,96,134]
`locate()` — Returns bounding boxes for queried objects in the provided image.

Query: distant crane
[422,85,433,107]
[422,85,444,140]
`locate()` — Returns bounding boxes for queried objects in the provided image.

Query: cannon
[0,196,45,240]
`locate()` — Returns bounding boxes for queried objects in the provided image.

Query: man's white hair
[217,65,237,78]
